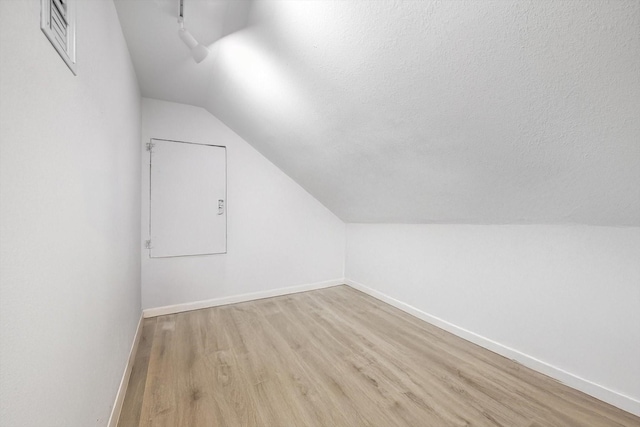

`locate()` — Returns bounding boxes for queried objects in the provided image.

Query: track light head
[177,0,209,64]
[178,27,209,63]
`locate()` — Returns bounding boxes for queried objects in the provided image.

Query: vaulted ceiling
[114,0,640,225]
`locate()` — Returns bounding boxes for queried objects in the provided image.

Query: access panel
[148,139,226,257]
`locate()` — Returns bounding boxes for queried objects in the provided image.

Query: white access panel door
[149,139,226,257]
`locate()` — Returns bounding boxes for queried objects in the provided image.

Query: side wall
[0,1,141,426]
[346,224,640,415]
[141,98,345,309]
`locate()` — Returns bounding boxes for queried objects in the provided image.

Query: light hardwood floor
[118,285,640,427]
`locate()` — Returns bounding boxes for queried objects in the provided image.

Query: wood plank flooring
[118,285,640,427]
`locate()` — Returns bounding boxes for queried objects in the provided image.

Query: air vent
[40,0,76,75]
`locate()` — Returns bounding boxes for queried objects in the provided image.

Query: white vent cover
[40,0,76,75]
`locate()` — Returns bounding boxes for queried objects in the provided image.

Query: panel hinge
[145,240,152,249]
[146,142,155,152]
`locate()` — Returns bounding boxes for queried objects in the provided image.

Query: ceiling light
[177,0,209,64]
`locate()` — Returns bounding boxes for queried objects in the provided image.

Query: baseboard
[143,279,345,318]
[107,315,144,427]
[344,279,640,417]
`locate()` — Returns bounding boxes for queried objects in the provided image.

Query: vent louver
[41,0,76,75]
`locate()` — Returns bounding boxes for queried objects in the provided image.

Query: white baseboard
[344,279,640,417]
[107,315,144,427]
[143,279,345,318]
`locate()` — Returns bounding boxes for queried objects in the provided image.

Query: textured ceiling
[115,0,640,225]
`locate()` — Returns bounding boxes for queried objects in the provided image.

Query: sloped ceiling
[115,0,640,225]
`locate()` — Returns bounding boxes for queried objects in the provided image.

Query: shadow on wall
[219,0,255,42]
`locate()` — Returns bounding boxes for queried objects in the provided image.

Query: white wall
[0,1,141,426]
[141,98,345,309]
[346,224,640,415]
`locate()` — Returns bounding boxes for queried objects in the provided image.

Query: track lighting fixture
[178,0,209,63]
